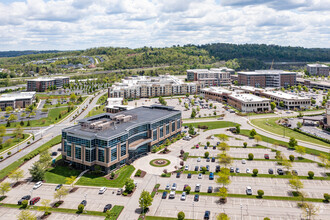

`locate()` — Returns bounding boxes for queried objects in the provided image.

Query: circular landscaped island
[149,158,171,167]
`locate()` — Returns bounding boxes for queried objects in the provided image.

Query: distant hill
[0,50,63,58]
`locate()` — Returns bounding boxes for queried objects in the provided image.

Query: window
[98,149,105,162]
[166,124,170,135]
[121,144,126,157]
[111,147,117,161]
[160,127,164,138]
[85,148,91,162]
[67,144,71,157]
[153,130,157,141]
[67,136,90,147]
[172,122,175,132]
[177,119,181,129]
[75,146,81,160]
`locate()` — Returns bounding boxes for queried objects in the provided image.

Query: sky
[0,0,329,51]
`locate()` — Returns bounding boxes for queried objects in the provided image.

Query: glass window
[67,144,71,157]
[153,130,157,141]
[177,119,181,129]
[121,144,126,157]
[91,148,96,161]
[160,127,163,138]
[166,124,169,135]
[172,122,175,132]
[98,149,105,162]
[85,148,91,162]
[75,146,81,160]
[111,147,117,161]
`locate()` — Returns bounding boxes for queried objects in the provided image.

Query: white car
[99,187,107,194]
[197,157,201,162]
[169,190,175,199]
[171,183,177,191]
[33,181,42,190]
[165,184,170,190]
[246,168,252,174]
[181,192,186,200]
[198,173,203,179]
[246,186,252,195]
[242,159,246,164]
[184,165,189,171]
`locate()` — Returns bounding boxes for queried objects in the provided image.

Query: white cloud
[0,0,329,50]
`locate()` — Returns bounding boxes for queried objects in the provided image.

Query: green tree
[289,155,295,162]
[65,176,77,190]
[296,122,302,129]
[125,179,135,193]
[177,211,185,220]
[204,151,209,158]
[5,106,13,114]
[217,213,230,220]
[218,187,228,202]
[254,135,262,145]
[17,210,36,220]
[282,158,292,172]
[39,150,52,169]
[257,190,264,198]
[184,103,189,110]
[188,125,195,135]
[184,186,191,194]
[8,114,18,121]
[0,182,11,197]
[29,162,45,181]
[235,124,240,134]
[218,142,230,153]
[252,169,258,176]
[308,171,314,179]
[0,125,6,136]
[279,101,284,107]
[295,145,306,158]
[288,137,297,149]
[191,108,196,118]
[70,93,77,102]
[8,169,24,183]
[54,187,69,202]
[289,176,304,193]
[270,102,276,110]
[248,153,254,160]
[139,190,153,214]
[77,204,84,213]
[216,169,231,187]
[243,142,247,148]
[38,199,51,215]
[249,129,257,137]
[218,153,232,168]
[217,134,229,142]
[14,125,24,139]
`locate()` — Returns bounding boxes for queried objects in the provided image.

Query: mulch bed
[123,188,136,197]
[137,170,146,178]
[40,213,51,219]
[105,173,118,180]
[69,187,78,193]
[158,150,171,154]
[52,200,63,208]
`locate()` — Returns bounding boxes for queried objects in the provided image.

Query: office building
[0,92,36,110]
[61,105,182,173]
[306,64,329,76]
[261,91,310,110]
[238,70,296,88]
[108,75,198,99]
[187,68,234,87]
[105,98,135,113]
[325,100,330,130]
[27,77,70,92]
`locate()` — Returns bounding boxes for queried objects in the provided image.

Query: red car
[30,197,40,205]
[264,154,269,159]
[195,145,199,149]
[183,184,189,191]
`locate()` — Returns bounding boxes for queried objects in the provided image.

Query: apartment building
[307,64,329,76]
[238,70,296,88]
[0,92,36,110]
[27,77,70,92]
[61,105,182,173]
[200,87,233,103]
[187,68,234,87]
[108,75,198,99]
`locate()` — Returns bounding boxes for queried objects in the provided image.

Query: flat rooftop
[263,91,309,100]
[28,77,69,82]
[0,92,36,101]
[229,93,269,103]
[238,70,295,75]
[307,64,328,68]
[201,87,232,94]
[63,105,180,140]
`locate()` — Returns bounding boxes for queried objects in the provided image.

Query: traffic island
[149,159,171,167]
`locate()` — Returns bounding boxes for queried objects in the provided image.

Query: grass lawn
[36,94,71,99]
[183,121,239,130]
[85,106,106,118]
[0,135,62,180]
[145,217,182,220]
[76,165,135,188]
[0,134,29,154]
[2,107,77,128]
[97,93,108,105]
[105,205,124,220]
[250,117,329,148]
[44,166,82,184]
[240,129,330,157]
[149,159,171,167]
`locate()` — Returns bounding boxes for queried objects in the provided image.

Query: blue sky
[0,0,329,50]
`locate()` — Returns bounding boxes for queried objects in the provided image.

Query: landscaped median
[0,203,124,219]
[157,190,326,203]
[182,121,240,130]
[0,133,31,155]
[149,159,171,167]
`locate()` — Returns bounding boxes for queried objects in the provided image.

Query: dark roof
[63,105,180,140]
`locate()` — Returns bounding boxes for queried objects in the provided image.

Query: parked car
[181,192,186,200]
[292,170,298,176]
[207,186,213,193]
[242,159,246,164]
[185,165,189,171]
[199,166,203,171]
[196,145,199,149]
[195,184,201,192]
[206,158,210,162]
[204,145,208,149]
[18,195,31,205]
[264,154,269,159]
[103,204,112,212]
[51,152,58,156]
[176,172,181,178]
[99,187,107,194]
[55,184,62,191]
[171,183,177,191]
[246,186,252,195]
[215,165,220,172]
[209,172,214,180]
[162,191,167,199]
[198,173,203,179]
[246,168,252,174]
[197,157,201,162]
[187,173,192,178]
[169,191,175,199]
[117,188,123,195]
[268,169,274,174]
[211,157,215,162]
[217,117,224,120]
[213,145,216,149]
[195,166,199,171]
[29,197,40,205]
[206,165,210,171]
[165,184,170,190]
[277,168,284,175]
[80,200,87,206]
[204,211,210,219]
[33,181,42,190]
[184,126,188,129]
[194,194,199,201]
[235,168,240,173]
[230,167,234,173]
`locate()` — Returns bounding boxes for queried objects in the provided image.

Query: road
[0,90,107,170]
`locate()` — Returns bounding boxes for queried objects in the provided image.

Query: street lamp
[192,202,194,220]
[240,204,243,220]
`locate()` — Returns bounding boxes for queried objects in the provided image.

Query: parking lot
[149,193,329,220]
[3,183,130,213]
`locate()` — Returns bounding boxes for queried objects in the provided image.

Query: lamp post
[240,204,243,220]
[192,202,195,220]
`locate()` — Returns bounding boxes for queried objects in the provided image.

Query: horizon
[0,0,329,50]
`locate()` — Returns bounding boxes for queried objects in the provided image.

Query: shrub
[184,186,191,194]
[264,218,270,220]
[324,193,330,202]
[201,167,207,174]
[204,151,209,158]
[289,155,295,162]
[248,153,254,160]
[122,192,128,196]
[177,211,185,220]
[257,190,264,198]
[21,200,28,208]
[308,171,314,179]
[27,141,30,145]
[0,156,2,160]
[7,152,11,156]
[161,173,167,177]
[135,169,142,177]
[243,142,247,148]
[110,172,115,179]
[253,169,258,176]
[77,204,84,213]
